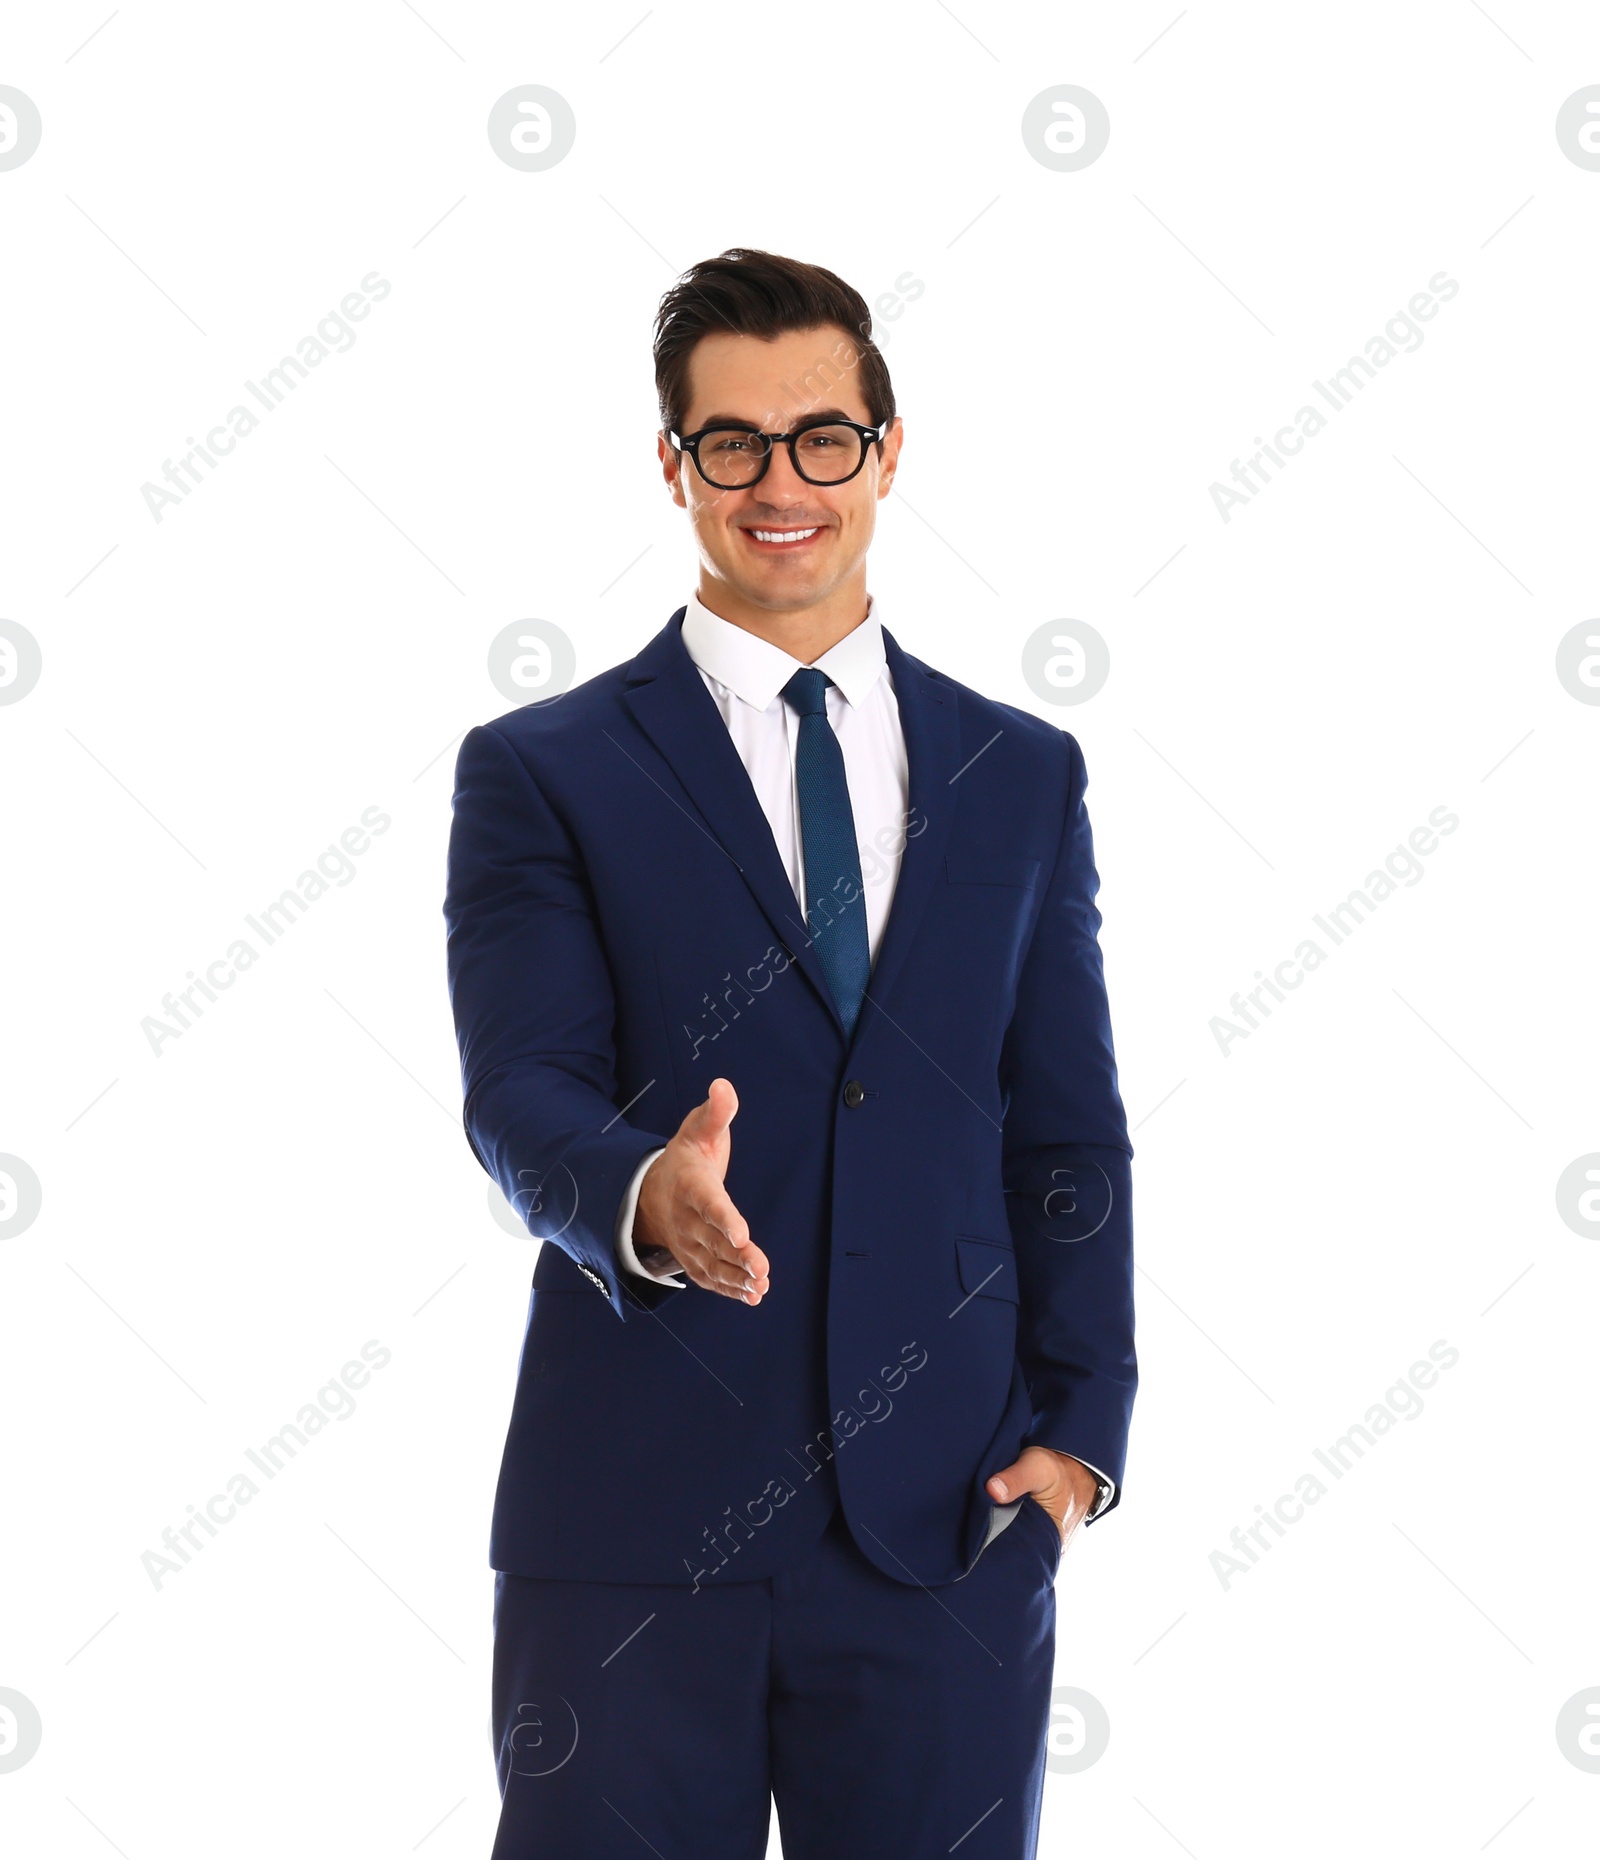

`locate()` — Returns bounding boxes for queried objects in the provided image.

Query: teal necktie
[781,668,871,1037]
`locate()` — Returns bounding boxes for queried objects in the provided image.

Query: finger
[697,1224,769,1288]
[685,1185,753,1256]
[680,1217,769,1292]
[692,1214,767,1284]
[680,1237,767,1302]
[736,1242,770,1282]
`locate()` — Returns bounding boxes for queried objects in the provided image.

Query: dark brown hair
[653,247,896,440]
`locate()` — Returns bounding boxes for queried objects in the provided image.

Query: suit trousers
[488,1495,1063,1859]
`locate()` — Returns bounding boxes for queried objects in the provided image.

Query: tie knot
[781,666,832,718]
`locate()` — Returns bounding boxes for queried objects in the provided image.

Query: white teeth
[750,527,818,542]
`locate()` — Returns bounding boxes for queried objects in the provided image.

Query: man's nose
[755,439,813,503]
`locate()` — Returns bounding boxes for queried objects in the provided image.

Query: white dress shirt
[607,590,1115,1520]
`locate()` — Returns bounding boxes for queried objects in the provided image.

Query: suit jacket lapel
[620,609,847,1037]
[857,625,960,1035]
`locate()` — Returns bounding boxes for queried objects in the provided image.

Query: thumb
[986,1457,1044,1504]
[681,1076,738,1154]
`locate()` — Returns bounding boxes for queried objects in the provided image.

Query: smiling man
[445,247,1136,1860]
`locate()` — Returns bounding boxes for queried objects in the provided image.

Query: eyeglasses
[668,417,889,489]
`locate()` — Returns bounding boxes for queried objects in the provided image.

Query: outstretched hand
[634,1078,770,1303]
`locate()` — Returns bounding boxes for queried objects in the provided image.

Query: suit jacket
[443,607,1136,1588]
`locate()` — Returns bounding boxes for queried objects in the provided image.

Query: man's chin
[711,563,834,614]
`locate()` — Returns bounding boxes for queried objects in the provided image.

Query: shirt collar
[680,589,888,713]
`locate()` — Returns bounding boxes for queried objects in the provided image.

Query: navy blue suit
[445,606,1135,1589]
[444,608,1136,1855]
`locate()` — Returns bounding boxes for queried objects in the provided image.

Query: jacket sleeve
[444,721,674,1319]
[999,729,1136,1517]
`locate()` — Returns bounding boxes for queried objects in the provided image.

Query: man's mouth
[741,525,824,551]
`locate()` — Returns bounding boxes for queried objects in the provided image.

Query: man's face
[660,323,902,614]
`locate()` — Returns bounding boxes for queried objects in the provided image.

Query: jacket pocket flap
[955,1236,1019,1303]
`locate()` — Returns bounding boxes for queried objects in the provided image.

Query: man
[444,247,1135,1859]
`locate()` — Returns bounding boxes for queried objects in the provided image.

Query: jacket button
[843,1079,866,1109]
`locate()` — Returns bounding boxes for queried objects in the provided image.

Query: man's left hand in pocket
[987,1447,1099,1550]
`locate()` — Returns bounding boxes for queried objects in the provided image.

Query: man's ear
[659,431,687,508]
[876,417,904,498]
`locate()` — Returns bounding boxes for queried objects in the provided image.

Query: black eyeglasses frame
[667,416,890,489]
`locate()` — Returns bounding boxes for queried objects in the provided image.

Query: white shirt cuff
[613,1146,686,1285]
[1074,1456,1116,1519]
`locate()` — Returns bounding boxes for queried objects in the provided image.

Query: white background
[2,2,1597,1854]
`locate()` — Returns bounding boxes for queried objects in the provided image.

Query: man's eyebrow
[692,407,861,430]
